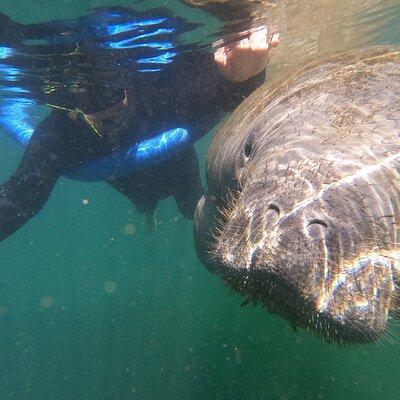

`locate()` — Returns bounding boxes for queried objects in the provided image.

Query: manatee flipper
[108,173,157,231]
[107,145,204,221]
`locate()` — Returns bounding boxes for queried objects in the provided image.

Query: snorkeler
[0,7,278,241]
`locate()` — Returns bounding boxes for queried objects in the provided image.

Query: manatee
[194,46,400,343]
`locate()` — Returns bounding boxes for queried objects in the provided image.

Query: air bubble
[124,223,136,235]
[40,296,54,309]
[104,280,117,293]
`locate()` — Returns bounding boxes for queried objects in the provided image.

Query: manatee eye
[243,134,255,159]
[238,135,256,169]
[238,135,255,169]
[244,141,253,158]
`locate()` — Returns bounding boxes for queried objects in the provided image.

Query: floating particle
[0,305,7,316]
[124,223,136,235]
[104,280,117,293]
[82,198,89,205]
[40,296,54,309]
[234,347,242,364]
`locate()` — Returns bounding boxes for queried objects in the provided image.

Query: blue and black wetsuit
[0,8,265,240]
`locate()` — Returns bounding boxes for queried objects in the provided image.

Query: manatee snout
[197,184,395,343]
[194,47,400,344]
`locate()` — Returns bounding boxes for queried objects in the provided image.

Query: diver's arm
[196,50,267,113]
[141,30,277,117]
[142,50,266,118]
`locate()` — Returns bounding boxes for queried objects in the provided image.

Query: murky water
[0,1,399,399]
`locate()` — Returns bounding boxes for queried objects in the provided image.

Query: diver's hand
[214,28,279,83]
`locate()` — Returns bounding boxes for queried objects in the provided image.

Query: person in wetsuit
[0,8,278,241]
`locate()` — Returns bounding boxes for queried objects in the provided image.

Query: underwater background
[0,1,399,399]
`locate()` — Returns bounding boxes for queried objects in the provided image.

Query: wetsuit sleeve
[185,51,266,113]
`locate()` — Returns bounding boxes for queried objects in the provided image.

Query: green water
[0,1,400,399]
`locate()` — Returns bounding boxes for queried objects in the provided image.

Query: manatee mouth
[207,194,399,344]
[216,260,396,344]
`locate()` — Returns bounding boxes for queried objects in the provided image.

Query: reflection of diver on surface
[0,7,273,241]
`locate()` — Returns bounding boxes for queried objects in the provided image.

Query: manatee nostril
[308,219,328,229]
[267,203,281,216]
[307,219,328,239]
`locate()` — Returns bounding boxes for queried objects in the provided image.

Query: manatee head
[194,47,400,344]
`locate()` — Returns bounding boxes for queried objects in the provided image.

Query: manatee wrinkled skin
[194,46,400,343]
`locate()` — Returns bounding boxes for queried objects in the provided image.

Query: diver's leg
[0,114,65,240]
[0,111,89,241]
[0,160,59,240]
[0,11,69,44]
[0,13,26,44]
